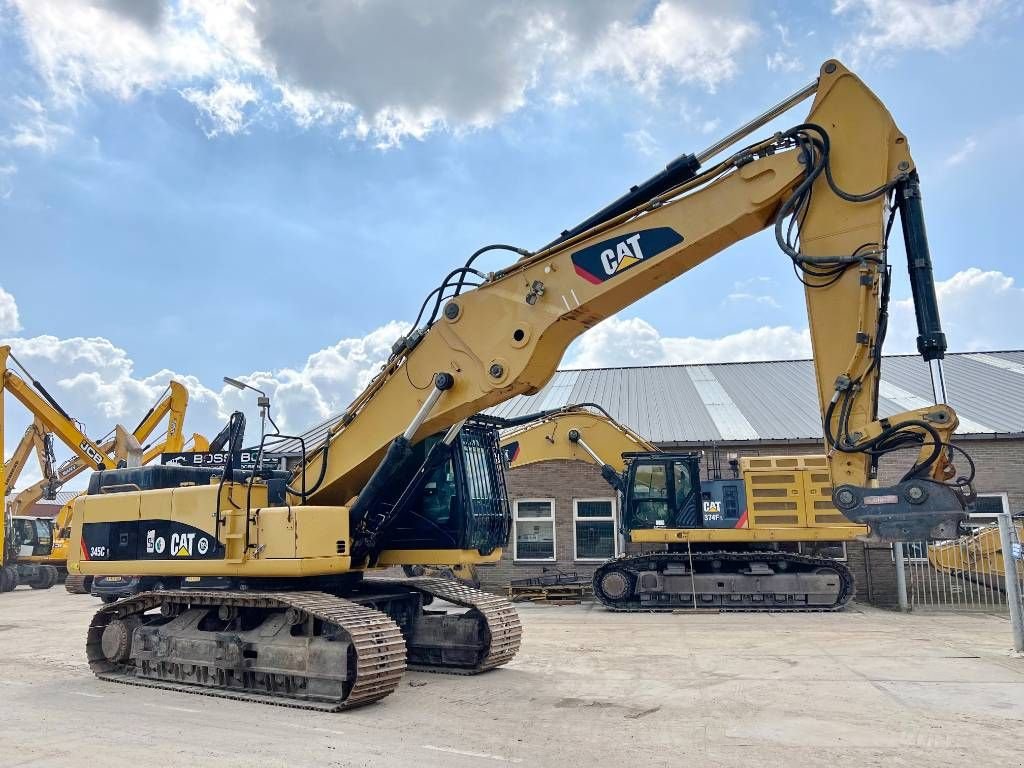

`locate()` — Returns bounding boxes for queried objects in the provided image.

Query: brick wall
[481,437,1024,605]
[478,459,616,592]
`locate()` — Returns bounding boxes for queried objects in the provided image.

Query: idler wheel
[101,617,141,663]
[599,570,632,600]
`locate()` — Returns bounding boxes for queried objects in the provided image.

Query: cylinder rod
[695,79,818,164]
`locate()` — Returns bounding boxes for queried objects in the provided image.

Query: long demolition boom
[295,60,968,542]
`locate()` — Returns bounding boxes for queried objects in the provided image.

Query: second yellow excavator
[493,404,865,609]
[68,60,971,710]
[0,348,195,593]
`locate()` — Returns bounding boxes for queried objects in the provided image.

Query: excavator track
[593,551,854,612]
[375,577,522,674]
[86,590,407,711]
[64,574,92,594]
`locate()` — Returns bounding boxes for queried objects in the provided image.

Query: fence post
[996,512,1024,653]
[893,542,909,612]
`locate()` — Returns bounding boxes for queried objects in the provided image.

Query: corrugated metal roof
[486,350,1024,443]
[278,350,1024,451]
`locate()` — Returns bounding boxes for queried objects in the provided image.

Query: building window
[574,498,616,562]
[798,541,847,561]
[514,499,555,561]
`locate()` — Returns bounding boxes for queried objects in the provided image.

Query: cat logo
[171,532,196,557]
[571,227,683,285]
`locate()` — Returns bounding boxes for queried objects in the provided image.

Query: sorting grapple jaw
[833,480,968,543]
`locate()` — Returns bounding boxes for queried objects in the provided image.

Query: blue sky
[1,0,1023,476]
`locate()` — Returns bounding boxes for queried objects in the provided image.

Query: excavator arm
[3,418,49,490]
[492,404,656,491]
[297,60,967,543]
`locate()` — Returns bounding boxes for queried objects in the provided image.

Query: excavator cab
[12,516,53,558]
[622,452,703,531]
[377,423,510,556]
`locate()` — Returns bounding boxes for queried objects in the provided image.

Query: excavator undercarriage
[593,550,854,612]
[88,577,521,710]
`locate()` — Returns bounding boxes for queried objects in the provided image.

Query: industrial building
[478,350,1024,605]
[282,350,1023,607]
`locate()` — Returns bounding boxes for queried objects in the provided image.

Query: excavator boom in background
[1,347,194,592]
[68,60,971,710]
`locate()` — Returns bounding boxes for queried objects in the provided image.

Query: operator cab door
[623,455,701,530]
[14,518,52,557]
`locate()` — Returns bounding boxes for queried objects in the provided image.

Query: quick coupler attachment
[832,480,967,543]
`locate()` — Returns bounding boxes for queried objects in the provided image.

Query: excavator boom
[297,60,966,543]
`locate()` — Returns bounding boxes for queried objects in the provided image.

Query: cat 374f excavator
[69,60,972,711]
[494,404,867,610]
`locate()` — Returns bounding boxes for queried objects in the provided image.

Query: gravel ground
[1,587,1021,767]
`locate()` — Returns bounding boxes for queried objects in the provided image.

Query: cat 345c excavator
[68,60,972,711]
[494,404,867,610]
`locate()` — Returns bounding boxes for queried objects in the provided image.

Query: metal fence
[896,513,1024,622]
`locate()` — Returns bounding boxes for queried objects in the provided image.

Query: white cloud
[8,0,759,147]
[565,315,811,369]
[889,268,1024,352]
[0,285,22,333]
[765,21,802,73]
[0,164,15,200]
[567,267,1024,369]
[1,96,71,152]
[2,291,407,484]
[834,0,1003,63]
[580,2,757,96]
[625,129,660,157]
[945,137,977,166]
[180,79,260,137]
[766,52,802,73]
[724,276,781,309]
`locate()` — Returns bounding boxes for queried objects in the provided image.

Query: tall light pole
[223,376,271,443]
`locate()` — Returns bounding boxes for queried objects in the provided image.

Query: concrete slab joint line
[685,365,759,440]
[877,380,994,434]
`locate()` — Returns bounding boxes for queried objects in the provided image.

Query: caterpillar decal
[571,227,683,285]
[81,520,223,562]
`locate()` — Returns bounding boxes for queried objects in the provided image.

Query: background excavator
[68,60,971,711]
[492,403,865,609]
[1,345,195,592]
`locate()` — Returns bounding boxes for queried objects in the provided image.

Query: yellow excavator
[1,346,193,592]
[492,403,865,609]
[68,60,971,710]
[928,517,1024,582]
[1,346,118,592]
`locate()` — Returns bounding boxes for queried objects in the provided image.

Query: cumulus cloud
[566,267,1024,369]
[834,0,1003,63]
[8,0,758,147]
[0,285,21,333]
[889,268,1024,352]
[565,316,811,369]
[2,287,406,486]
